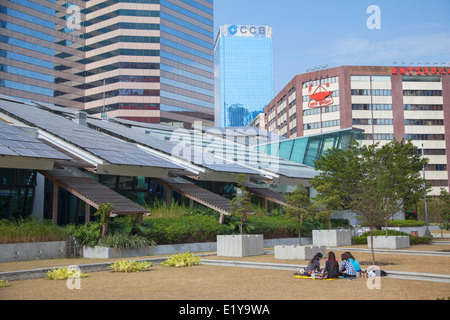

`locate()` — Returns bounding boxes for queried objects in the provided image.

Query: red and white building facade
[264,65,450,195]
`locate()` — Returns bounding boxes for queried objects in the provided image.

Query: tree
[229,174,253,235]
[95,203,115,240]
[311,139,428,264]
[418,189,450,237]
[285,184,316,246]
[312,181,345,229]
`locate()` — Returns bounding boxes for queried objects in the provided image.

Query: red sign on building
[391,67,450,76]
[308,83,334,108]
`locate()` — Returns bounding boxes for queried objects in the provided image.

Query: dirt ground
[1,243,450,301]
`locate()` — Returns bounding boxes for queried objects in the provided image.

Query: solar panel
[0,120,70,160]
[0,100,181,169]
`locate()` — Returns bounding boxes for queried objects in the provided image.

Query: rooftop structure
[0,95,322,223]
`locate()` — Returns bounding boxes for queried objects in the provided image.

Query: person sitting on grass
[304,253,323,277]
[345,251,362,277]
[339,252,356,278]
[324,251,339,278]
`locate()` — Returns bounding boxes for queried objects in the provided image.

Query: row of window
[75,88,160,103]
[289,127,298,136]
[83,49,160,65]
[405,134,445,141]
[353,119,393,125]
[363,134,394,140]
[84,36,160,52]
[403,90,442,97]
[83,9,160,28]
[425,164,447,171]
[354,118,445,126]
[351,75,391,82]
[352,104,392,111]
[404,104,443,111]
[81,76,160,90]
[404,119,444,126]
[351,89,392,96]
[303,105,340,116]
[304,120,340,130]
[302,76,339,88]
[83,0,161,15]
[80,62,160,77]
[414,149,446,156]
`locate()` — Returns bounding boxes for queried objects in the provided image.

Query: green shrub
[0,218,66,244]
[354,229,431,245]
[361,220,426,228]
[99,233,152,249]
[0,279,9,288]
[109,260,153,273]
[46,267,87,280]
[140,215,232,245]
[386,220,426,227]
[161,252,201,268]
[64,221,101,248]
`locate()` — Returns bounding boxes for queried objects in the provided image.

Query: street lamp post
[422,144,432,238]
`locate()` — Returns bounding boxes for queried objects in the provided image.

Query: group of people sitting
[297,251,365,279]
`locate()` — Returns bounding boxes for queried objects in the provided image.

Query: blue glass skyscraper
[214,24,274,127]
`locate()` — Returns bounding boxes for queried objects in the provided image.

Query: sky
[214,0,450,93]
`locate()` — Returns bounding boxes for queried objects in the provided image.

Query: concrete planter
[367,236,410,249]
[274,245,326,261]
[83,246,152,259]
[313,229,352,247]
[0,241,66,263]
[387,226,428,237]
[217,235,264,257]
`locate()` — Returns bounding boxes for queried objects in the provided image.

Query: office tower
[264,65,450,195]
[0,0,215,128]
[0,0,85,109]
[214,24,274,127]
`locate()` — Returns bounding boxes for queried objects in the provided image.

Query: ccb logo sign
[228,25,267,36]
[228,25,238,35]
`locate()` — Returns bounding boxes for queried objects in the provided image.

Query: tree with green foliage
[229,174,253,235]
[418,189,450,237]
[311,139,428,264]
[285,184,315,246]
[95,203,115,239]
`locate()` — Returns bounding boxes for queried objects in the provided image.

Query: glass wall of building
[256,128,363,167]
[0,169,36,219]
[0,0,85,108]
[215,25,274,127]
[159,0,215,128]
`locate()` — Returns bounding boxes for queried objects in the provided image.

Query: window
[405,134,445,140]
[403,90,442,96]
[404,104,443,111]
[351,89,391,96]
[404,119,444,126]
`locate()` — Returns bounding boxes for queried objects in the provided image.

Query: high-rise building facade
[264,65,450,195]
[0,0,214,128]
[214,24,273,127]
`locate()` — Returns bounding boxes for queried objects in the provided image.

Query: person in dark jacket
[324,251,340,278]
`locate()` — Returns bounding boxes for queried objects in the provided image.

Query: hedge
[354,229,431,245]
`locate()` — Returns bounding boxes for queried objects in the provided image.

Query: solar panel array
[87,118,317,179]
[0,100,181,170]
[87,118,261,175]
[0,120,70,160]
